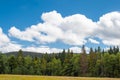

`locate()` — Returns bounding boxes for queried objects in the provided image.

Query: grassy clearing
[0,75,120,80]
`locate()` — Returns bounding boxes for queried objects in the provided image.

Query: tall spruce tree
[80,45,88,76]
[88,47,97,76]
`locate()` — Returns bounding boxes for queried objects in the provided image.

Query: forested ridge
[5,51,42,57]
[0,46,120,77]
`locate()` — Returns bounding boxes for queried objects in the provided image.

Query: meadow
[0,75,120,80]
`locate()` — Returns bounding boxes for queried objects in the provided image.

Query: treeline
[0,46,120,77]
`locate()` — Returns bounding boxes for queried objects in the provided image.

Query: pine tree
[33,57,41,75]
[108,46,113,54]
[60,49,66,65]
[88,47,97,76]
[0,53,5,74]
[40,56,47,75]
[80,45,88,76]
[8,55,17,73]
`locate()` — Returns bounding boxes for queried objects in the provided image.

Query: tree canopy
[0,46,120,77]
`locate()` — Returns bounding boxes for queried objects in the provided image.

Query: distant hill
[5,51,43,58]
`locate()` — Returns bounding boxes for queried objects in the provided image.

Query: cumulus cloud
[22,46,63,53]
[0,43,22,53]
[0,28,10,46]
[9,26,37,41]
[0,27,22,53]
[9,11,120,46]
[2,10,120,53]
[96,11,120,45]
[41,10,63,26]
[69,46,90,53]
[88,38,100,44]
[70,47,81,53]
[59,14,97,45]
[0,27,85,53]
[9,10,97,45]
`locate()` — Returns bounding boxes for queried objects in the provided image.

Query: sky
[0,0,120,53]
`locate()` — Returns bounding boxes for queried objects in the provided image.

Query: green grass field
[0,75,120,80]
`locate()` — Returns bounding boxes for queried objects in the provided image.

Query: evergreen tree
[0,53,5,74]
[80,45,88,76]
[108,46,113,54]
[16,49,25,74]
[40,56,47,75]
[8,55,17,73]
[33,57,41,75]
[0,47,120,77]
[60,49,66,65]
[24,55,32,74]
[50,58,61,76]
[88,47,97,76]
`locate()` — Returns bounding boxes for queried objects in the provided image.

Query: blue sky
[0,0,120,53]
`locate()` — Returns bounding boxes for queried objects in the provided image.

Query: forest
[0,46,120,78]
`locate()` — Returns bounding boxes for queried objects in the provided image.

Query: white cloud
[36,23,63,43]
[96,11,120,45]
[59,14,97,45]
[9,26,40,42]
[88,38,100,44]
[8,10,97,45]
[9,11,120,46]
[1,11,120,53]
[0,27,10,46]
[70,46,89,53]
[41,10,63,26]
[102,39,120,45]
[0,27,87,53]
[0,43,22,53]
[70,47,81,53]
[0,27,22,53]
[22,46,63,53]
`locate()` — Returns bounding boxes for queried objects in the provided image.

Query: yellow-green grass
[0,75,119,80]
